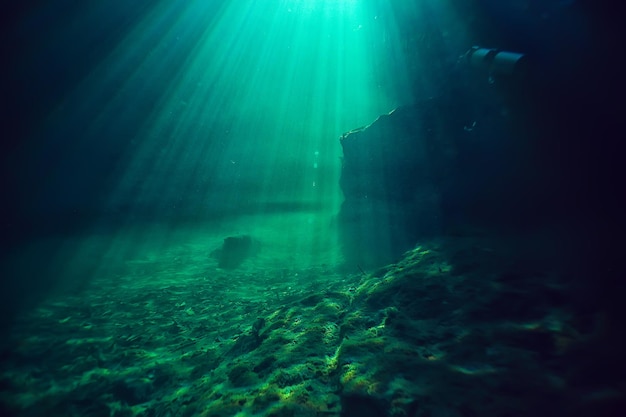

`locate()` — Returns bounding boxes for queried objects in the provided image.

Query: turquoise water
[2,1,625,416]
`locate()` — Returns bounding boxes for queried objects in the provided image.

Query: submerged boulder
[211,235,260,269]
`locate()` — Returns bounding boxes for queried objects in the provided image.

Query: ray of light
[24,0,468,281]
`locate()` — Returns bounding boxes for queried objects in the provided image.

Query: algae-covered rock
[211,235,261,269]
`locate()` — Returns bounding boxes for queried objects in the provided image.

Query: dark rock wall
[337,71,543,267]
[338,101,469,267]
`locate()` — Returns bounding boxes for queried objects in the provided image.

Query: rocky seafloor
[1,236,623,417]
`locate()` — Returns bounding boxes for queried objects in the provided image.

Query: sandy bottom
[0,214,622,416]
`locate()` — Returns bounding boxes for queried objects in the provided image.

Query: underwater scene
[1,1,624,416]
